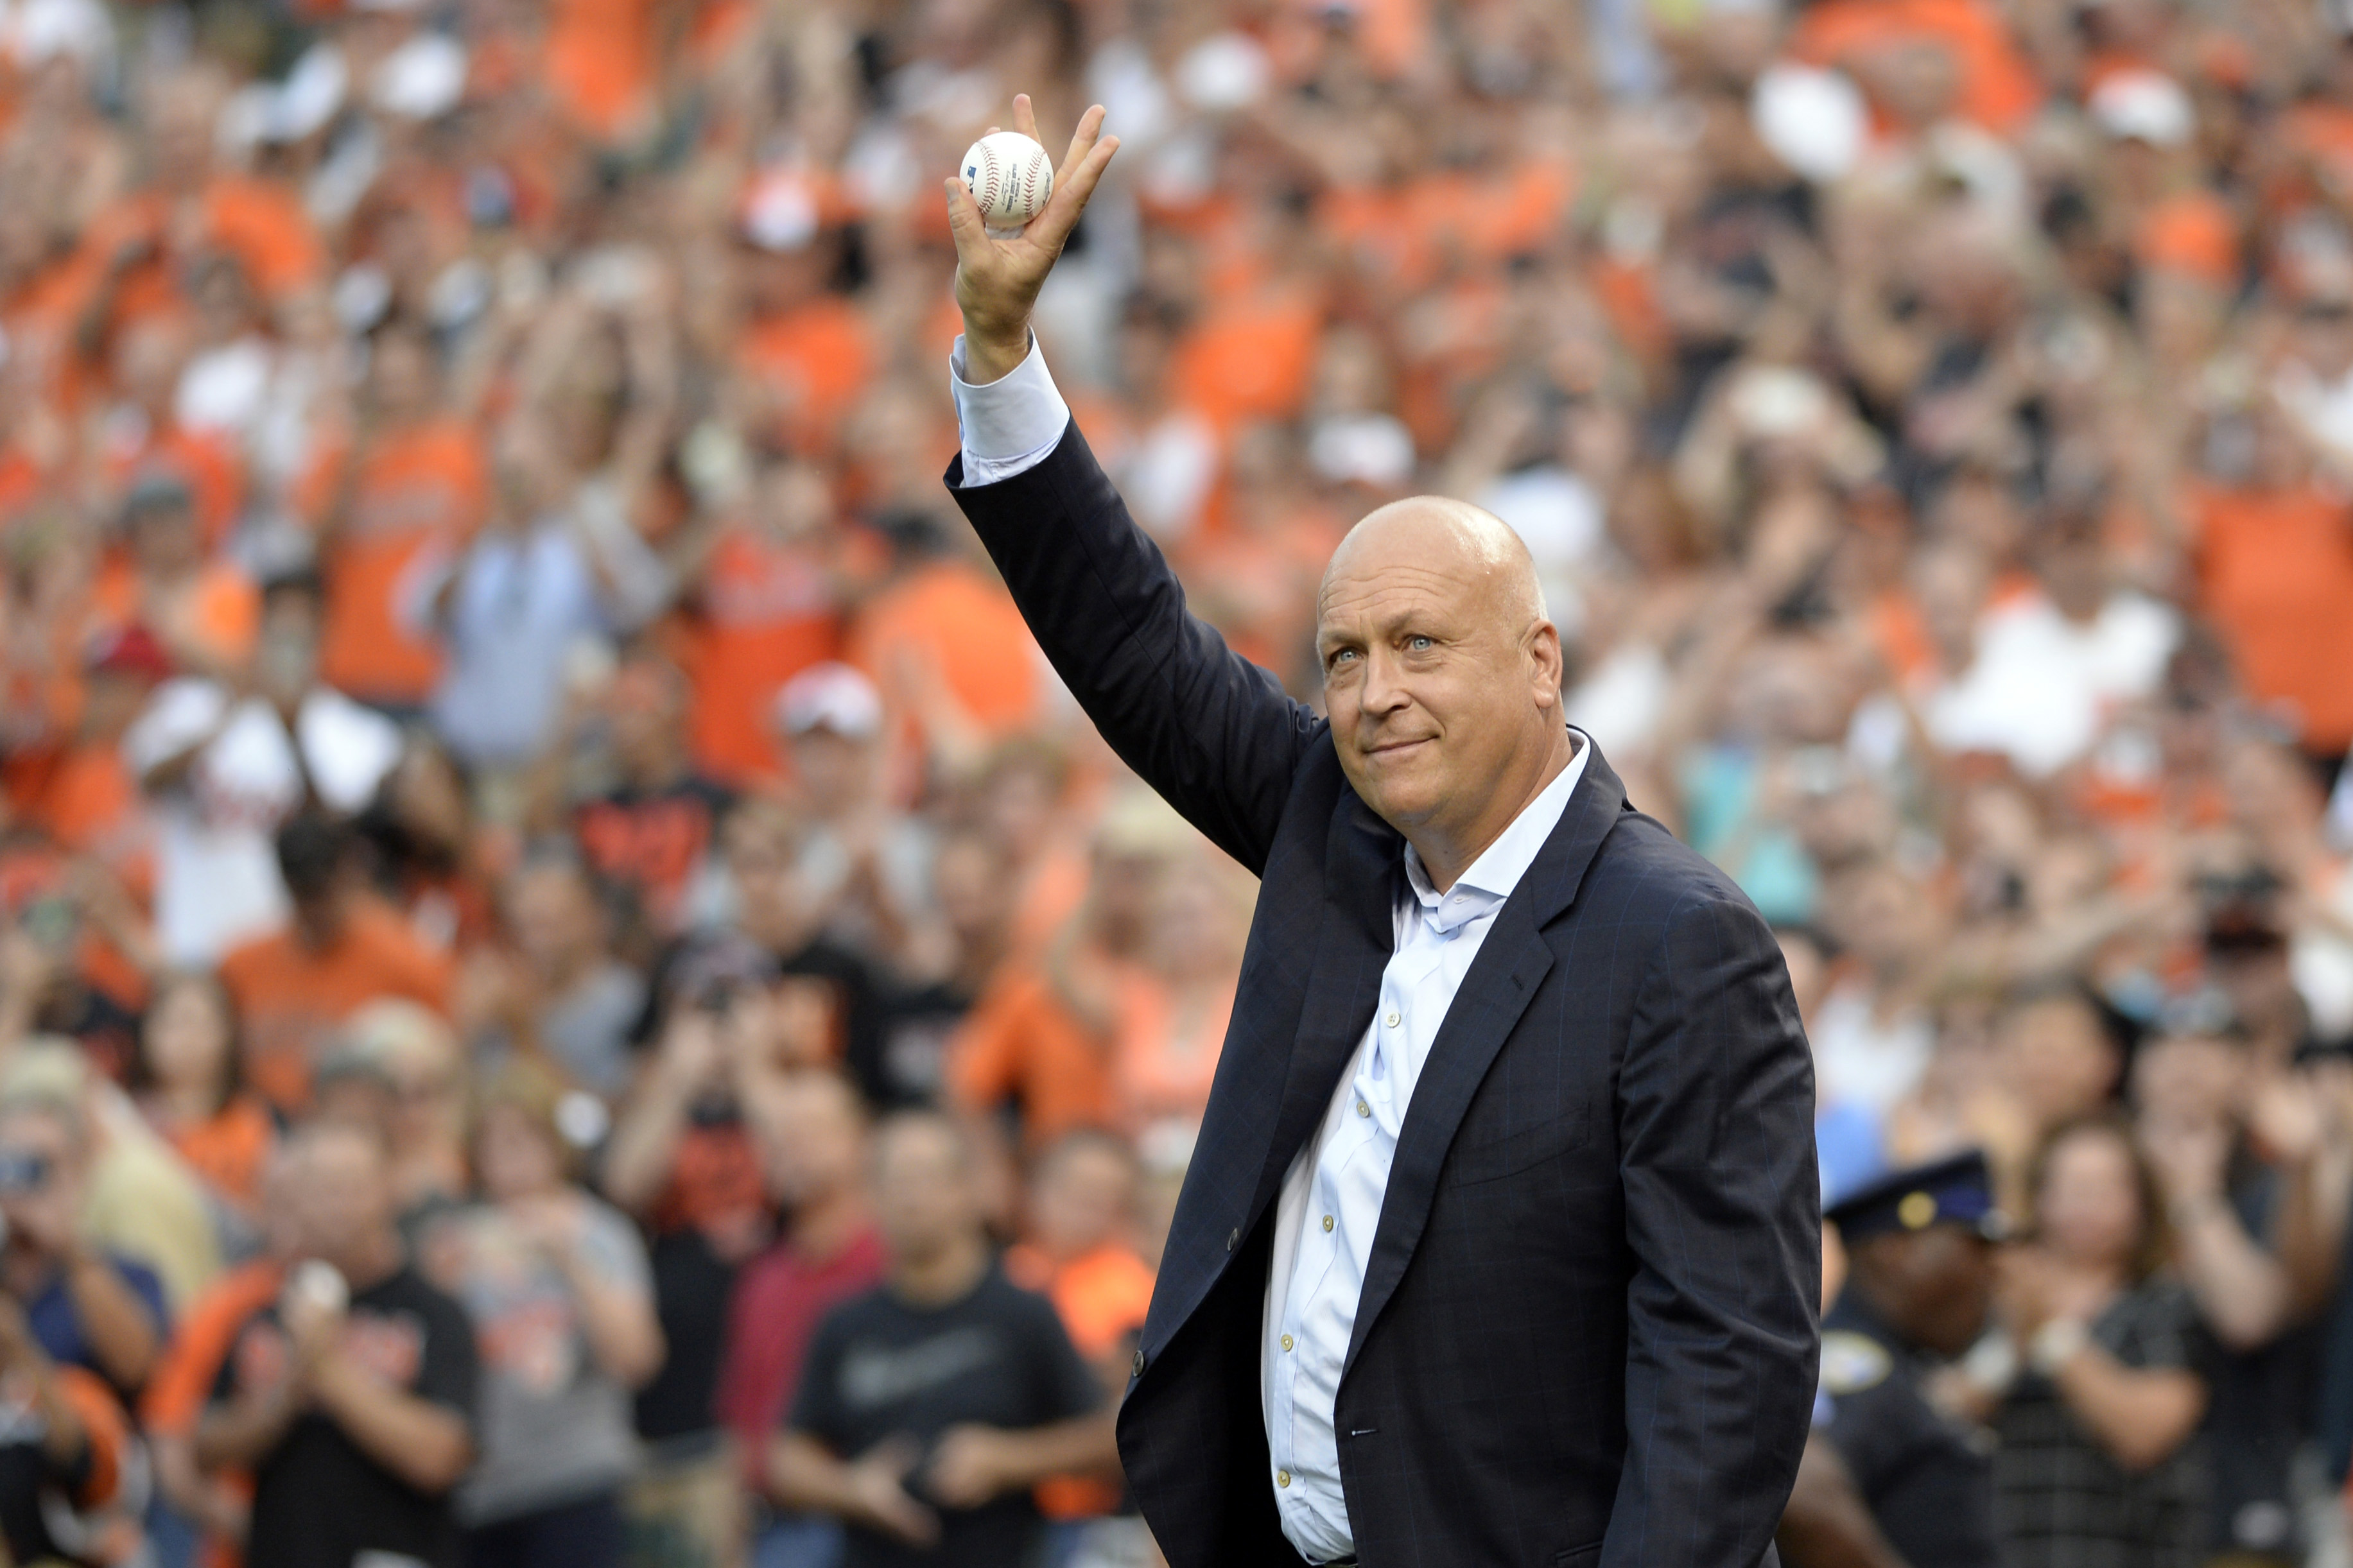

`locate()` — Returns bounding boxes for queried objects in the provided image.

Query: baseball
[960,131,1054,231]
[291,1259,349,1316]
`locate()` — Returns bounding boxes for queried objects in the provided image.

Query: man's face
[1315,504,1561,838]
[873,1120,977,1266]
[509,865,595,971]
[299,1129,395,1264]
[764,1077,864,1207]
[1855,1226,1993,1356]
[786,728,871,814]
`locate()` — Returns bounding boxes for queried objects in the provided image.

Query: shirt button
[1131,1349,1145,1376]
[1322,1214,1335,1232]
[1281,1334,1294,1352]
[1384,1010,1400,1028]
[1356,1099,1370,1117]
[1278,1470,1292,1488]
[1227,1228,1239,1252]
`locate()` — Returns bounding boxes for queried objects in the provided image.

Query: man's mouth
[1366,737,1434,759]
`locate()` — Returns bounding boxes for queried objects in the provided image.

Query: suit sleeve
[1604,890,1819,1568]
[946,424,1323,876]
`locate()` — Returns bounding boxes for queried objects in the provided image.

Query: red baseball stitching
[978,146,1003,216]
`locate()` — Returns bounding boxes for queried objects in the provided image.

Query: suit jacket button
[1227,1227,1240,1252]
[1131,1349,1145,1377]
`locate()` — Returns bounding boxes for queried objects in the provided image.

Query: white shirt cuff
[950,332,1070,487]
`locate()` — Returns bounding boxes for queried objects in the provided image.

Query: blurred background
[2,0,2353,1563]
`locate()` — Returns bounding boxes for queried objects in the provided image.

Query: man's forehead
[1318,498,1532,625]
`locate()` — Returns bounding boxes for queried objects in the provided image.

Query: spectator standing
[2137,1032,2332,1565]
[121,571,403,967]
[601,956,785,1568]
[0,1087,168,1400]
[1780,1153,2007,1568]
[1979,1117,2210,1565]
[132,970,275,1246]
[720,1073,885,1568]
[218,814,453,1116]
[194,1121,478,1568]
[487,850,647,1102]
[425,1062,662,1568]
[772,1112,1116,1568]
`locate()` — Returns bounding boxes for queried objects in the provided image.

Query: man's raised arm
[942,99,1322,876]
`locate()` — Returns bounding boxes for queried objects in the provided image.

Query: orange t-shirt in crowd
[848,561,1043,740]
[80,179,326,333]
[681,527,842,782]
[299,419,490,706]
[91,557,260,673]
[946,970,1118,1154]
[2193,481,2353,752]
[1113,972,1235,1133]
[218,900,454,1114]
[155,1094,277,1212]
[17,741,151,890]
[1170,288,1323,433]
[1788,0,2044,135]
[543,0,660,138]
[143,1258,282,1568]
[738,298,877,453]
[1005,1239,1156,1520]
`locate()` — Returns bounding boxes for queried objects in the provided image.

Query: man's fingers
[1011,92,1039,142]
[1059,102,1107,180]
[942,177,992,266]
[1026,130,1120,254]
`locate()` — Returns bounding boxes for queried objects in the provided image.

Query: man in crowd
[194,1120,478,1568]
[1778,1153,2006,1568]
[720,1071,886,1568]
[772,1111,1116,1567]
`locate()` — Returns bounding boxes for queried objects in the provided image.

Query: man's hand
[846,1436,940,1547]
[946,96,1120,386]
[924,1423,1012,1509]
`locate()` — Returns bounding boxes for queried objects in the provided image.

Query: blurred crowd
[3,0,2353,1561]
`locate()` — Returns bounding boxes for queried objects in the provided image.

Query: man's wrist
[960,324,1030,387]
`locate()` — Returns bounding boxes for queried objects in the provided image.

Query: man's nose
[1358,651,1412,716]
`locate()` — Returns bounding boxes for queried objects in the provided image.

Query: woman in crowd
[132,970,275,1254]
[424,1060,663,1568]
[1984,1115,2210,1566]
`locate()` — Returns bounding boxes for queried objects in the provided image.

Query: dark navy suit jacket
[947,425,1819,1568]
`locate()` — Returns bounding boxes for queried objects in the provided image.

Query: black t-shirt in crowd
[214,1264,480,1568]
[790,1260,1101,1568]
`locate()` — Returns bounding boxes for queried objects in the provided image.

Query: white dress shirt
[951,336,1592,1564]
[1258,743,1585,1562]
[950,333,1072,485]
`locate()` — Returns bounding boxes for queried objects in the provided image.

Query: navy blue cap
[1825,1149,2006,1243]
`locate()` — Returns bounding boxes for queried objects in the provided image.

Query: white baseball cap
[2088,70,2194,147]
[774,662,883,741]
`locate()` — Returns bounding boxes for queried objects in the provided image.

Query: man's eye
[1330,649,1357,667]
[1408,635,1433,651]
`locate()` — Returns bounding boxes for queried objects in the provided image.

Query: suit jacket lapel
[1253,792,1400,1213]
[1341,739,1631,1376]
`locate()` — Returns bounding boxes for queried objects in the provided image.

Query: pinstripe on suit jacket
[946,425,1820,1568]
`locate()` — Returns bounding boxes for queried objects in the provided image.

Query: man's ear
[1528,621,1564,706]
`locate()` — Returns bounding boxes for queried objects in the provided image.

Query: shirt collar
[1402,728,1591,932]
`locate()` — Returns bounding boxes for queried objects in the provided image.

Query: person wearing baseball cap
[1778,1151,2007,1568]
[772,663,927,972]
